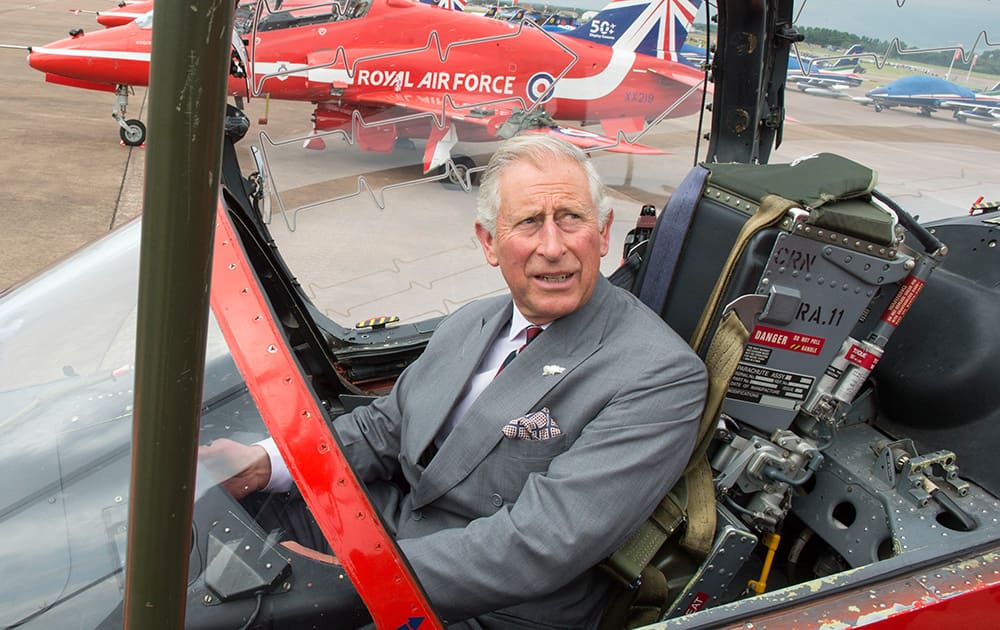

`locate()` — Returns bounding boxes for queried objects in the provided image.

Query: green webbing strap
[678,457,715,557]
[679,310,749,556]
[689,194,799,354]
[599,565,669,630]
[626,566,669,628]
[602,309,749,585]
[602,491,686,589]
[686,310,750,472]
[600,195,786,629]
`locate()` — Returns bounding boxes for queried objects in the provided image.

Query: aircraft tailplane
[828,44,864,69]
[561,0,703,61]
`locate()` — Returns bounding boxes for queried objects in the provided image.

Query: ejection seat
[601,153,903,627]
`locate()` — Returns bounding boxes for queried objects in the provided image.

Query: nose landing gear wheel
[439,155,476,188]
[120,119,147,146]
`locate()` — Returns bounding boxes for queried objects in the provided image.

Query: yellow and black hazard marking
[971,200,999,214]
[355,315,400,330]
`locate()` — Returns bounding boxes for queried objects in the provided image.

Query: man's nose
[535,218,567,259]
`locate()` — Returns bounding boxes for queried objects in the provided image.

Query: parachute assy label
[728,363,815,410]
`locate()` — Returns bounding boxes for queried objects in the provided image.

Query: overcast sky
[562,0,995,49]
[792,0,994,48]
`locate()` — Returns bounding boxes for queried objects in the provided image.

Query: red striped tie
[496,325,543,376]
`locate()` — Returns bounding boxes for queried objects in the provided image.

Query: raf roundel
[526,72,557,104]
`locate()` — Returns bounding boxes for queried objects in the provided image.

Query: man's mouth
[537,273,571,282]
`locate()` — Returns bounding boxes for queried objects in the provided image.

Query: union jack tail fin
[420,0,466,11]
[560,0,703,61]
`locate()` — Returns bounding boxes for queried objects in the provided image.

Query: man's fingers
[280,540,340,565]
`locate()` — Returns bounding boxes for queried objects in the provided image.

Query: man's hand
[198,438,271,500]
[281,540,341,565]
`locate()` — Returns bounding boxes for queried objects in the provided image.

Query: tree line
[798,26,999,78]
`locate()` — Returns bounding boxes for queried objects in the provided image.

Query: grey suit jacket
[334,276,707,629]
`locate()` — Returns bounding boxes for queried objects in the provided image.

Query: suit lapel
[412,278,615,508]
[407,301,512,465]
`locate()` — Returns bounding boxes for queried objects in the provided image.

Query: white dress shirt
[434,306,547,444]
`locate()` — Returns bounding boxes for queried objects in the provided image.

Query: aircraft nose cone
[26,40,75,74]
[26,28,150,89]
[27,46,56,73]
[27,34,109,85]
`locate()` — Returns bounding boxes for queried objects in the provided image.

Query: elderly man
[206,134,707,629]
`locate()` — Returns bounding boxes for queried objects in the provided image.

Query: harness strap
[600,193,792,629]
[689,194,798,353]
[638,165,711,314]
[602,308,749,589]
[687,310,750,472]
[602,492,686,591]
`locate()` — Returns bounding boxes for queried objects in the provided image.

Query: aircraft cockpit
[132,10,153,29]
[254,0,371,33]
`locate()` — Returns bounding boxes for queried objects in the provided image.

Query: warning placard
[749,325,826,356]
[845,343,880,370]
[740,344,772,365]
[727,363,815,410]
[882,276,926,327]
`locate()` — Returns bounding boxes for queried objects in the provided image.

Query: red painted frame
[209,202,442,629]
[719,546,1000,629]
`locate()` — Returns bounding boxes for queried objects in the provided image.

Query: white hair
[476,135,607,235]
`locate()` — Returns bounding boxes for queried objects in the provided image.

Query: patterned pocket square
[502,407,562,440]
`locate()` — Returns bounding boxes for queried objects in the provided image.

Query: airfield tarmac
[2,0,999,322]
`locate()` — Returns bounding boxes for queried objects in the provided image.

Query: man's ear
[475,222,500,267]
[599,209,614,257]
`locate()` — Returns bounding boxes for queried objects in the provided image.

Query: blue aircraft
[679,40,864,97]
[855,75,1000,123]
[786,44,865,96]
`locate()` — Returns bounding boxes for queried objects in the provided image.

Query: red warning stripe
[882,276,926,327]
[750,325,826,356]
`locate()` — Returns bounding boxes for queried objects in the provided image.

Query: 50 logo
[589,19,617,39]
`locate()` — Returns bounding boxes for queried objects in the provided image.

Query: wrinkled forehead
[497,157,593,213]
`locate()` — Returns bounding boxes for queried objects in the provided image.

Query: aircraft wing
[788,73,860,90]
[790,76,851,89]
[940,101,1000,125]
[789,76,854,98]
[645,65,706,89]
[939,100,1000,114]
[524,126,667,156]
[347,91,666,172]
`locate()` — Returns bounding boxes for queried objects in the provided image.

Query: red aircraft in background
[92,1,153,28]
[29,0,709,173]
[84,0,462,29]
[67,1,152,28]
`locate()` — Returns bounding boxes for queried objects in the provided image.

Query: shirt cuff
[255,437,294,493]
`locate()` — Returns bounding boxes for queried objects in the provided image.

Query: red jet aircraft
[29,0,709,172]
[94,1,154,28]
[85,0,461,29]
[67,0,153,28]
